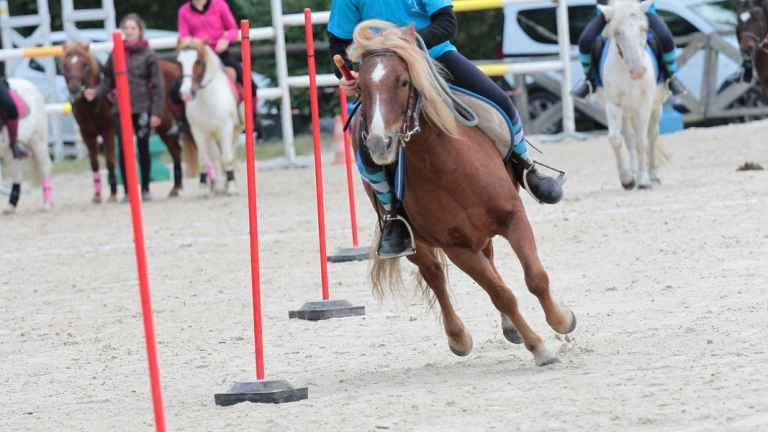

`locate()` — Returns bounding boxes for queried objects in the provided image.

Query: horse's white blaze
[70,55,78,65]
[372,60,386,83]
[370,94,386,136]
[177,50,198,100]
[740,11,752,22]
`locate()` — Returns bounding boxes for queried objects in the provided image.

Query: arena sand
[1,121,767,431]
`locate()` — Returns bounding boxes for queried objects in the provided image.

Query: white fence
[0,0,576,165]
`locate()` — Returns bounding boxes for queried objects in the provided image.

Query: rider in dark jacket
[0,78,31,159]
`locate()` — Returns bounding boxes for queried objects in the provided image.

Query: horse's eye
[401,80,409,88]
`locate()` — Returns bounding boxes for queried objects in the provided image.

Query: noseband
[181,48,217,99]
[358,49,423,147]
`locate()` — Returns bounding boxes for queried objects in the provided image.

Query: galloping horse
[349,21,576,367]
[735,0,768,98]
[0,78,52,213]
[62,42,198,202]
[176,37,243,196]
[594,0,668,190]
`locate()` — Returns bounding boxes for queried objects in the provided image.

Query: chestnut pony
[349,21,577,367]
[735,0,768,98]
[61,42,197,202]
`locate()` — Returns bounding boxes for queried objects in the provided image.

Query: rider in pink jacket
[169,0,258,137]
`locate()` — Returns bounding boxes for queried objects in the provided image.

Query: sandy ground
[1,121,768,432]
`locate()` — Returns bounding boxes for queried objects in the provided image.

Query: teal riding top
[328,0,456,59]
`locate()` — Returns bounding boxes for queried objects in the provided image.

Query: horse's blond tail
[26,152,43,187]
[181,131,199,178]
[369,224,444,309]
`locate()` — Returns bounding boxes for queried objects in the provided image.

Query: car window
[657,10,700,38]
[29,57,63,74]
[517,6,600,45]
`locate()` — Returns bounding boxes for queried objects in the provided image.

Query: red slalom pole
[305,9,330,301]
[339,91,359,247]
[111,31,165,432]
[239,20,264,381]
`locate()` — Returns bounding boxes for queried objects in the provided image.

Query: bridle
[739,8,768,58]
[355,49,423,148]
[64,55,93,98]
[180,47,217,98]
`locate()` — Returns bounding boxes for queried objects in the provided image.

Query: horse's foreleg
[648,104,663,184]
[606,103,634,189]
[443,243,559,366]
[218,123,237,196]
[406,245,472,356]
[189,127,210,198]
[633,110,653,189]
[3,159,24,215]
[622,116,638,177]
[83,134,103,203]
[502,212,576,339]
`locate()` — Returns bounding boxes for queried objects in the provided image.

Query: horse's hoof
[503,327,524,345]
[449,334,473,357]
[637,184,652,190]
[226,183,237,196]
[538,357,561,367]
[42,202,53,211]
[651,178,661,185]
[107,195,118,203]
[3,205,16,215]
[563,309,577,335]
[622,180,636,190]
[92,195,102,204]
[168,188,180,198]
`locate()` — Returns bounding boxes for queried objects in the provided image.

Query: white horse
[0,78,52,213]
[594,0,669,189]
[176,37,243,196]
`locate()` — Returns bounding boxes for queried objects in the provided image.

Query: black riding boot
[378,217,409,258]
[571,76,595,99]
[11,141,31,159]
[511,155,564,205]
[667,75,687,96]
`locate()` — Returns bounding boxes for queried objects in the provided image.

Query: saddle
[223,66,245,106]
[591,32,665,87]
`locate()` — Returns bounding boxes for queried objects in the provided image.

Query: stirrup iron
[522,160,567,206]
[376,215,416,258]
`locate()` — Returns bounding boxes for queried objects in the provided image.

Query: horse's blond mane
[604,1,649,37]
[177,37,208,56]
[348,20,458,137]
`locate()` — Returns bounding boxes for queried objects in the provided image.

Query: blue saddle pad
[595,35,662,87]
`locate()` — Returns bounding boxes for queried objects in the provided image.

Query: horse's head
[735,1,768,59]
[349,21,458,165]
[598,0,654,80]
[176,37,209,102]
[61,42,95,100]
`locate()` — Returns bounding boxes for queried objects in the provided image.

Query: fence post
[269,0,298,165]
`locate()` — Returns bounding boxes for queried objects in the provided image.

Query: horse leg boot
[6,118,31,159]
[406,245,472,356]
[444,244,559,366]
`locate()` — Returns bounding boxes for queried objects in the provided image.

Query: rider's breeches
[358,142,395,212]
[578,13,679,77]
[437,50,527,158]
[114,112,152,194]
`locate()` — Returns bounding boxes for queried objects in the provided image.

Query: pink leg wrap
[93,171,102,194]
[207,161,216,182]
[43,179,52,202]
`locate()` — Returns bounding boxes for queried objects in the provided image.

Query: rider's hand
[150,115,162,128]
[339,71,358,97]
[83,88,96,101]
[215,39,229,54]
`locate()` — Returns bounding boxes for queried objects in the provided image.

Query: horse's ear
[402,23,417,43]
[80,42,90,51]
[638,1,653,13]
[597,5,615,21]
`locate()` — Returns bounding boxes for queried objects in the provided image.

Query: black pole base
[214,379,308,406]
[327,246,370,263]
[289,299,365,321]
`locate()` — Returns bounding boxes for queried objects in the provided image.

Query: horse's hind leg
[3,160,23,214]
[406,245,473,357]
[606,103,634,189]
[503,213,576,338]
[103,132,118,202]
[633,110,653,189]
[443,242,559,366]
[158,131,183,197]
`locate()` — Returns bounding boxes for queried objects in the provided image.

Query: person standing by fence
[84,13,165,202]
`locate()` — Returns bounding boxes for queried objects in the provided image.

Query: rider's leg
[437,51,563,204]
[218,50,260,128]
[647,14,686,95]
[0,80,30,159]
[167,76,187,138]
[358,141,409,257]
[572,14,607,98]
